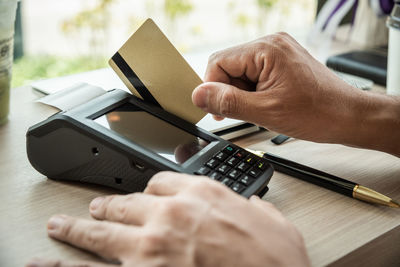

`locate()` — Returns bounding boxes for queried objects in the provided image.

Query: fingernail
[47,215,65,231]
[192,85,209,109]
[90,196,104,210]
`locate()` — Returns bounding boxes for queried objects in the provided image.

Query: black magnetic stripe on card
[112,52,162,108]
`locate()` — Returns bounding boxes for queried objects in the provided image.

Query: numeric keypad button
[227,169,242,180]
[231,182,246,193]
[206,158,220,169]
[214,152,228,161]
[233,150,248,159]
[237,162,250,172]
[222,145,235,155]
[209,172,223,181]
[195,166,211,176]
[248,167,262,178]
[256,160,267,170]
[244,155,257,165]
[226,157,240,167]
[221,177,234,187]
[239,175,255,186]
[216,164,231,174]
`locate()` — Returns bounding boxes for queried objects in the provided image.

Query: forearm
[341,91,400,157]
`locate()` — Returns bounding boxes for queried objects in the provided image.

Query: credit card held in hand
[109,18,206,124]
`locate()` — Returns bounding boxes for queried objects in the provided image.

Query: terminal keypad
[196,145,269,194]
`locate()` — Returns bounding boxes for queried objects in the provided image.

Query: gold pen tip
[245,148,264,157]
[353,186,400,208]
[389,199,400,208]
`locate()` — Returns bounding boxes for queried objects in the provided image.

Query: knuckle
[276,31,290,38]
[251,39,273,62]
[145,179,161,193]
[154,196,197,225]
[208,182,228,197]
[270,33,289,48]
[149,171,164,181]
[107,195,133,221]
[253,38,269,51]
[145,179,158,192]
[190,179,225,197]
[115,204,129,221]
[145,172,167,191]
[157,199,185,218]
[208,51,221,64]
[101,195,116,218]
[272,33,292,52]
[59,219,73,239]
[148,171,171,185]
[192,178,214,190]
[254,43,268,56]
[219,88,239,116]
[84,224,109,252]
[139,231,168,255]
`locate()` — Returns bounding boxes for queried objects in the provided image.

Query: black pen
[247,149,399,208]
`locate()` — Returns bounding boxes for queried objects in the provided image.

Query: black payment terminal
[27,89,273,198]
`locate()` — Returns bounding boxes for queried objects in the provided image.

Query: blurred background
[12,0,318,88]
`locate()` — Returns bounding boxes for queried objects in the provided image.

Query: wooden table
[0,86,399,267]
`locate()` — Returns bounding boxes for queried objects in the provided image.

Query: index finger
[47,215,138,261]
[204,41,266,85]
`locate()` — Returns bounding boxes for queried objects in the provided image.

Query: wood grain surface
[0,86,399,267]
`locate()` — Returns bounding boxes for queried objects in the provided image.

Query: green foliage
[190,25,203,36]
[11,55,107,88]
[227,0,236,11]
[235,14,251,28]
[164,0,193,21]
[256,0,278,10]
[62,0,116,34]
[61,0,117,56]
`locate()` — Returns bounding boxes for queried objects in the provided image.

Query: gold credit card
[109,18,206,124]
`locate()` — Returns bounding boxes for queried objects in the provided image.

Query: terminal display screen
[94,103,209,164]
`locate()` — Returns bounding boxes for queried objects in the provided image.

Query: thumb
[192,82,258,121]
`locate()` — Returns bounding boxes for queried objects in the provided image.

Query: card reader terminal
[27,89,273,198]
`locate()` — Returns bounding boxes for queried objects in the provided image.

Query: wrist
[341,91,400,157]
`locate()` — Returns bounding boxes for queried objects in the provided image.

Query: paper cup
[0,0,18,125]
